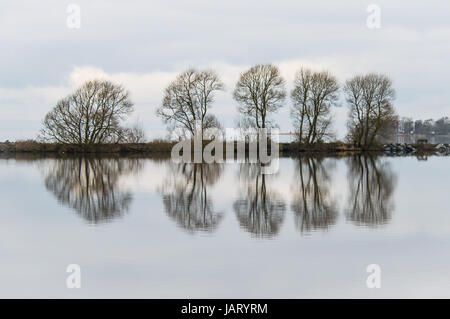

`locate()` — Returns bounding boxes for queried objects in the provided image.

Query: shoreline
[0,141,442,157]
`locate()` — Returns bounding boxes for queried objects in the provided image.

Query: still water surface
[0,155,449,298]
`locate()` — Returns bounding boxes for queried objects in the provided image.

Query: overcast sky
[1,0,449,141]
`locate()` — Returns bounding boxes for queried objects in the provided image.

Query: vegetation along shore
[0,140,443,157]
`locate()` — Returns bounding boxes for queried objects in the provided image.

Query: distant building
[395,133,450,144]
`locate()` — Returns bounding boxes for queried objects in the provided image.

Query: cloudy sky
[1,0,449,141]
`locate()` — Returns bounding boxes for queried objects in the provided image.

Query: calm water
[0,154,449,298]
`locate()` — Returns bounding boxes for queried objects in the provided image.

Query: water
[0,154,449,298]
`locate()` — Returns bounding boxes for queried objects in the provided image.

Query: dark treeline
[398,117,450,135]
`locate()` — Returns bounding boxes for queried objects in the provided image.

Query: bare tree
[345,155,396,227]
[156,69,224,139]
[158,162,224,233]
[233,164,286,238]
[290,68,339,144]
[44,157,142,224]
[233,64,286,129]
[121,122,146,143]
[291,156,338,233]
[344,73,397,147]
[40,80,134,144]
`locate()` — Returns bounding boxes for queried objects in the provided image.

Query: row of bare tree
[40,65,398,147]
[156,65,398,147]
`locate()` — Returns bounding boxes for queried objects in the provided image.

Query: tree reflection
[233,164,286,238]
[291,156,338,233]
[159,163,224,233]
[44,157,141,224]
[345,155,397,226]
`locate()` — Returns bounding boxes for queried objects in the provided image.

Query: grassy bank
[0,140,441,155]
[0,140,176,154]
[281,142,440,155]
[280,142,384,153]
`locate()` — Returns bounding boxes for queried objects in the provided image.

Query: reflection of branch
[233,164,286,238]
[291,157,337,233]
[44,157,141,224]
[346,155,396,226]
[159,163,223,233]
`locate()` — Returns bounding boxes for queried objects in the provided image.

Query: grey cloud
[1,0,449,140]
